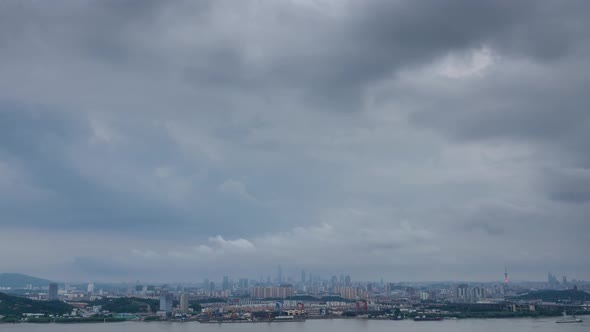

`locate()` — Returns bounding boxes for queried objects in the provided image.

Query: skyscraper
[48,283,58,300]
[238,278,249,290]
[159,291,173,315]
[278,265,283,284]
[300,270,306,284]
[222,276,230,290]
[179,293,189,314]
[345,275,351,286]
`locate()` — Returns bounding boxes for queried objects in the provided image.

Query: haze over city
[1,0,589,283]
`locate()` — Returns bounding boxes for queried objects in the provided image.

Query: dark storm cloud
[0,0,589,281]
[4,0,584,112]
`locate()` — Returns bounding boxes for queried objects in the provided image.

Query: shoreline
[2,313,587,325]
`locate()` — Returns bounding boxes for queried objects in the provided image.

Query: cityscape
[1,268,589,323]
[1,0,590,330]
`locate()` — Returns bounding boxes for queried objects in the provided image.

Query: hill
[0,292,72,316]
[515,289,590,302]
[0,273,52,289]
[88,297,159,313]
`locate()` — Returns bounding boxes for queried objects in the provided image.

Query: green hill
[88,297,159,313]
[0,292,72,316]
[516,290,590,302]
[0,273,52,289]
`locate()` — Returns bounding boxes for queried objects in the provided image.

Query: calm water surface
[1,318,588,332]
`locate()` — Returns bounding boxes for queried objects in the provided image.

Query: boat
[272,315,305,322]
[197,316,305,323]
[414,315,443,321]
[556,310,582,323]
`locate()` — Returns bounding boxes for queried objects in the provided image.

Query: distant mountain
[0,292,71,316]
[515,289,590,302]
[0,273,53,288]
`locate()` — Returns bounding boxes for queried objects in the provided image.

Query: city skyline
[1,0,589,282]
[2,268,587,286]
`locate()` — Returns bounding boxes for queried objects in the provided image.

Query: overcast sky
[1,0,589,283]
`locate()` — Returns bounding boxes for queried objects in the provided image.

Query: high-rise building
[331,276,337,289]
[238,278,249,290]
[87,282,95,294]
[345,275,351,286]
[456,284,469,302]
[179,293,189,314]
[301,270,306,284]
[222,276,230,290]
[278,265,283,284]
[385,282,395,293]
[335,286,366,300]
[419,291,429,301]
[456,284,484,303]
[547,272,559,287]
[48,283,58,300]
[159,291,173,315]
[251,285,294,299]
[562,276,568,285]
[471,286,485,300]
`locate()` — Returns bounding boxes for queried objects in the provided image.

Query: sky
[0,0,589,283]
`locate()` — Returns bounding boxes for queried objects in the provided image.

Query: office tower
[547,272,559,287]
[301,270,306,284]
[222,276,230,290]
[238,278,249,290]
[345,275,351,286]
[179,293,189,314]
[331,275,337,289]
[159,291,173,314]
[48,283,58,300]
[87,282,95,294]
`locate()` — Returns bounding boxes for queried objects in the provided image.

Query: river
[1,317,588,332]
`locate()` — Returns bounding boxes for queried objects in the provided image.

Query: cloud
[217,179,258,203]
[0,0,589,281]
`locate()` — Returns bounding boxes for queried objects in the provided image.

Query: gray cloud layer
[0,0,589,282]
